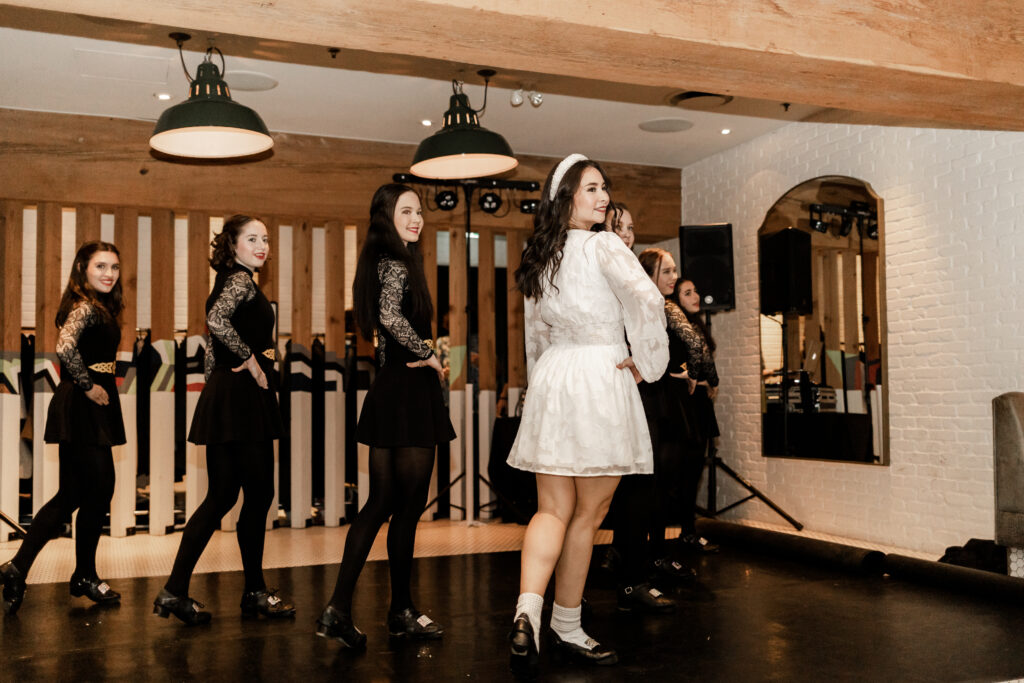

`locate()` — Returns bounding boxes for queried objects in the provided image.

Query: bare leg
[553,476,620,608]
[519,474,576,595]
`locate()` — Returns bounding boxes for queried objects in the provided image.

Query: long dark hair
[673,279,716,353]
[210,214,265,272]
[55,241,124,327]
[607,201,630,233]
[353,183,433,341]
[637,247,669,284]
[515,158,611,299]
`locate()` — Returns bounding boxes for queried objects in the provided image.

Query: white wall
[683,123,1024,554]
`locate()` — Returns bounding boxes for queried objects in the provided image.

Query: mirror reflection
[758,176,887,463]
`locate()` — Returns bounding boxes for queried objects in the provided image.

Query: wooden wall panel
[821,251,840,388]
[0,110,681,242]
[420,223,438,339]
[259,217,281,302]
[75,204,101,244]
[291,218,313,348]
[0,201,22,351]
[448,227,467,391]
[842,251,859,353]
[505,230,526,389]
[324,220,346,351]
[355,219,374,358]
[114,208,138,348]
[477,229,496,392]
[149,210,175,339]
[187,212,210,335]
[35,202,63,350]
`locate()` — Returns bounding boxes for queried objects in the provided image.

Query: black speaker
[679,223,735,312]
[759,228,812,315]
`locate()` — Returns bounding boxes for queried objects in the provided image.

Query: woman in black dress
[153,215,294,625]
[316,183,453,649]
[1,241,125,614]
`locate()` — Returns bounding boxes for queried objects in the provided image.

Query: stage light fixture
[435,189,458,211]
[865,217,879,240]
[150,33,273,159]
[479,191,502,214]
[808,204,828,233]
[839,214,854,237]
[520,198,539,214]
[528,91,543,107]
[510,89,524,107]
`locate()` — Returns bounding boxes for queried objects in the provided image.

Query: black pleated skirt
[356,363,455,448]
[44,375,126,446]
[187,368,283,444]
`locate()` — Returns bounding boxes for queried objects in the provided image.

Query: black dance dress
[44,302,125,446]
[664,301,720,441]
[187,264,283,444]
[355,257,455,448]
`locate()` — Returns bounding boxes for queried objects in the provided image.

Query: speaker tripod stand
[694,310,802,531]
[0,509,26,539]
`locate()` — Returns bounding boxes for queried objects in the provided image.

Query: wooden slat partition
[76,204,102,244]
[862,251,881,367]
[477,230,496,393]
[820,251,841,389]
[420,224,438,338]
[505,231,526,400]
[323,219,346,527]
[0,201,23,538]
[842,251,859,354]
[148,208,176,535]
[33,202,63,512]
[109,207,139,536]
[447,225,467,520]
[185,211,210,522]
[290,217,313,529]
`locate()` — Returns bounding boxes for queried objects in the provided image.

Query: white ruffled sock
[514,592,544,651]
[550,601,595,650]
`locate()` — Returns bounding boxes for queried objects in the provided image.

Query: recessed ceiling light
[721,128,732,135]
[223,70,278,92]
[637,118,693,133]
[156,93,172,100]
[421,119,432,126]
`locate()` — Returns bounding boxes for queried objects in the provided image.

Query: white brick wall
[682,123,1024,555]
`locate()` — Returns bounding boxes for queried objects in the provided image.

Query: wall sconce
[150,33,273,159]
[435,190,459,211]
[411,69,519,179]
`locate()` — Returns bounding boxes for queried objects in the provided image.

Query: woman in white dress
[506,154,669,675]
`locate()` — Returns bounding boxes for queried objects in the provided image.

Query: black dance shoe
[678,533,720,554]
[548,629,618,666]
[387,606,444,640]
[70,575,121,604]
[315,605,367,650]
[617,582,676,614]
[508,615,539,678]
[0,561,26,615]
[152,588,212,626]
[240,588,295,619]
[653,556,698,583]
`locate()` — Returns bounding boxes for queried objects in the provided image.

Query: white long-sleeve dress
[506,230,669,476]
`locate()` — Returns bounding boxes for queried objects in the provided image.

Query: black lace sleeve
[378,258,433,360]
[56,302,98,390]
[207,271,255,361]
[666,301,719,387]
[203,338,216,381]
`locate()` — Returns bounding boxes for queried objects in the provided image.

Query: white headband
[549,153,589,201]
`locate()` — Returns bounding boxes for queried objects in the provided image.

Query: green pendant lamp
[150,33,273,159]
[412,70,518,179]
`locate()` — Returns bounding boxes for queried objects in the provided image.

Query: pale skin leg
[519,473,621,608]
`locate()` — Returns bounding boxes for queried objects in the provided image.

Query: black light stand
[394,173,539,520]
[0,510,26,539]
[699,309,803,530]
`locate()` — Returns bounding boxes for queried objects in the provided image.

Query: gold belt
[88,362,115,374]
[261,348,276,361]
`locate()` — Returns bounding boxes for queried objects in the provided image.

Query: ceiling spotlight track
[807,202,878,240]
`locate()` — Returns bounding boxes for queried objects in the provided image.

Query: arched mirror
[758,176,888,464]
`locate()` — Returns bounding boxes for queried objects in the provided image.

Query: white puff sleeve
[594,233,669,382]
[523,294,551,383]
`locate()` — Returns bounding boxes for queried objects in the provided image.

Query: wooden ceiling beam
[4,0,1023,130]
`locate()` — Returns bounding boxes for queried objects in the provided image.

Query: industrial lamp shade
[411,92,518,179]
[150,61,273,159]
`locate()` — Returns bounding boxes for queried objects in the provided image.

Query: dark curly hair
[56,241,124,326]
[352,184,433,341]
[673,278,716,353]
[210,214,267,272]
[515,158,611,299]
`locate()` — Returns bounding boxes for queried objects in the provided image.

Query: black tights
[12,443,115,580]
[165,441,275,596]
[650,438,707,557]
[328,446,435,614]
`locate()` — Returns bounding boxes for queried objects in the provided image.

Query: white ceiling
[0,26,798,169]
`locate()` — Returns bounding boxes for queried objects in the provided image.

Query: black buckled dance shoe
[70,575,121,604]
[548,629,619,666]
[240,588,295,619]
[678,533,720,554]
[315,605,367,650]
[508,615,539,678]
[653,556,698,583]
[152,588,212,626]
[386,606,444,640]
[617,582,676,613]
[0,561,26,615]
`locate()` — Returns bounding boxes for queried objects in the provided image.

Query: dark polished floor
[5,545,1024,682]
